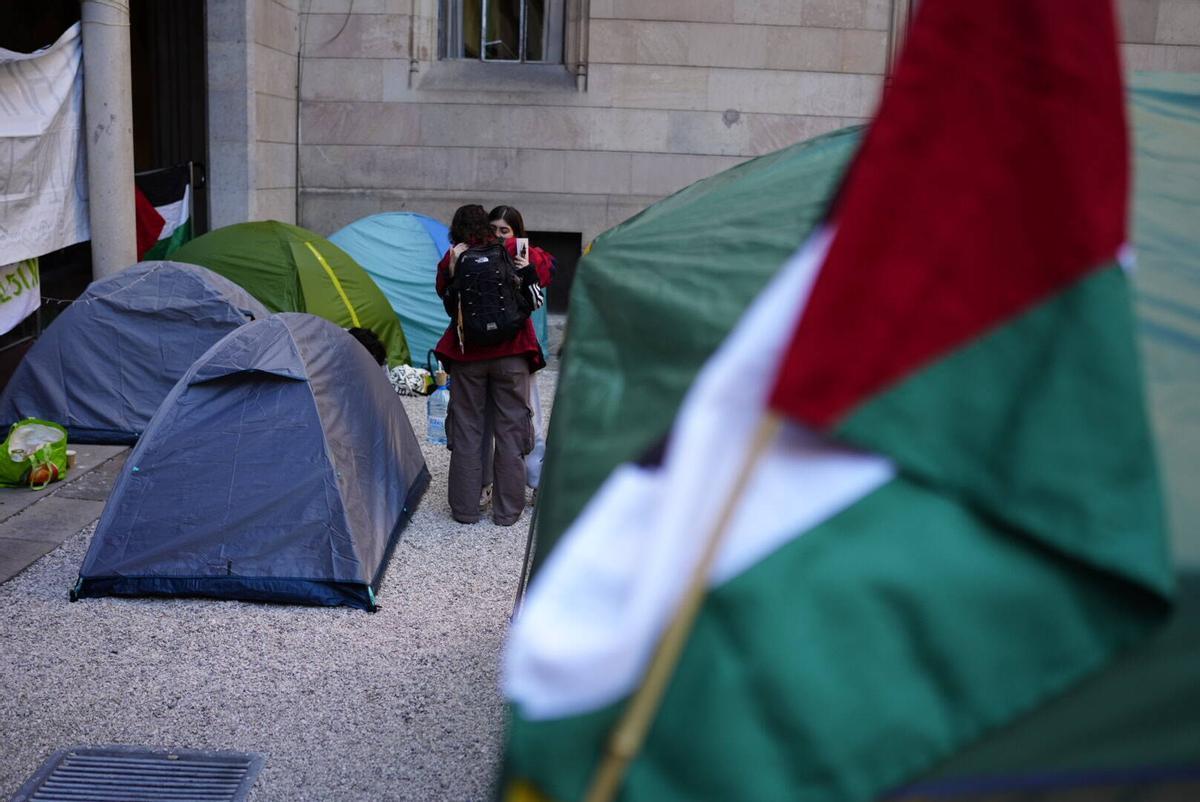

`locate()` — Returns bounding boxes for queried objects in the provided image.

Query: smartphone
[515,238,529,261]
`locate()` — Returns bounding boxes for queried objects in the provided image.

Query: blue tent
[72,313,430,611]
[0,261,268,444]
[329,212,549,366]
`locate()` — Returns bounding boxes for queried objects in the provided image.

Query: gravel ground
[0,363,558,802]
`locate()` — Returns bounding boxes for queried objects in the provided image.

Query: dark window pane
[525,0,545,61]
[461,0,482,58]
[484,0,520,60]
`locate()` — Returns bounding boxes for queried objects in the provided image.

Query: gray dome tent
[72,313,430,611]
[0,261,268,444]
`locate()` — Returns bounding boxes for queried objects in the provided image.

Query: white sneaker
[479,484,493,512]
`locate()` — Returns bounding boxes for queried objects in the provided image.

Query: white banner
[0,23,89,265]
[0,258,40,335]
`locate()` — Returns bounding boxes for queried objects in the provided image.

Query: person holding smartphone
[488,206,554,494]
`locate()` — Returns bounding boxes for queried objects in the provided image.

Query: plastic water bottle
[525,435,545,489]
[427,372,449,445]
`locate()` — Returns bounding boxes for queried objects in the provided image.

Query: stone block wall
[254,0,300,223]
[297,0,894,241]
[209,0,1197,240]
[1120,0,1200,71]
[207,0,299,228]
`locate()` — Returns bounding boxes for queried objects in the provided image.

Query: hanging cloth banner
[0,23,89,265]
[0,258,40,335]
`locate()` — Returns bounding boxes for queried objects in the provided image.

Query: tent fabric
[534,76,1200,577]
[328,212,451,367]
[73,313,430,610]
[1128,70,1200,569]
[0,261,268,444]
[902,68,1200,797]
[172,220,411,367]
[532,125,862,574]
[329,212,549,367]
[528,73,1200,787]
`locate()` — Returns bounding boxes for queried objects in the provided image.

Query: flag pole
[583,412,784,802]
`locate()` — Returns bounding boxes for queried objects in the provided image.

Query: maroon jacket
[433,236,552,370]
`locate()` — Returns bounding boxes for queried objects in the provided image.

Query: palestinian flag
[135,163,193,260]
[501,1,1174,801]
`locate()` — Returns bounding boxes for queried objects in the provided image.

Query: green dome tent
[522,72,1200,798]
[173,220,410,366]
[533,125,862,570]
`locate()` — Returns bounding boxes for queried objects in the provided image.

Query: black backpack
[449,242,532,347]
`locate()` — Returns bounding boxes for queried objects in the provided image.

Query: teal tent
[329,212,550,367]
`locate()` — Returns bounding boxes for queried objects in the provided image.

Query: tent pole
[582,413,783,802]
[510,498,539,621]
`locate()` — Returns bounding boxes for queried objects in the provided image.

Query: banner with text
[0,259,40,335]
[0,23,89,265]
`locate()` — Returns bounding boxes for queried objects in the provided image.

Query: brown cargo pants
[446,355,533,525]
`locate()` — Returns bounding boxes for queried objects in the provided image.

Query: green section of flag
[508,471,1166,802]
[837,265,1172,600]
[142,218,192,261]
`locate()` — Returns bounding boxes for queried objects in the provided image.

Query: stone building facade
[206,0,1200,243]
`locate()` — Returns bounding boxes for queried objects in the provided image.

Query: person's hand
[514,251,529,269]
[449,243,469,277]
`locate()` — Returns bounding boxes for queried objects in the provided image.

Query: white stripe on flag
[504,230,895,720]
[154,183,191,238]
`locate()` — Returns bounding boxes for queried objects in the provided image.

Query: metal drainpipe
[408,0,419,88]
[81,0,137,279]
[576,0,589,91]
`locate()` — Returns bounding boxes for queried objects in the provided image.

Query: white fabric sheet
[0,23,89,264]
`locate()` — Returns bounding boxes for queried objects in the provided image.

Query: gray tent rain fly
[0,261,269,444]
[72,313,430,610]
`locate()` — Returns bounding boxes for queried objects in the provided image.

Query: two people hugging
[433,204,553,526]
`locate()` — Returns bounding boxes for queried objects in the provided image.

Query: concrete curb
[0,445,128,584]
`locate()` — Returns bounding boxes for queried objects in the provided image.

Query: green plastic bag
[0,418,69,490]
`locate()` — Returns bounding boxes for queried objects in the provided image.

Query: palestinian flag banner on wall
[501,1,1174,801]
[135,163,193,260]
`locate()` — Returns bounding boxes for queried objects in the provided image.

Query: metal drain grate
[10,746,264,802]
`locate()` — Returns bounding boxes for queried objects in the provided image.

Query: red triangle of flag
[768,0,1129,428]
[135,185,167,260]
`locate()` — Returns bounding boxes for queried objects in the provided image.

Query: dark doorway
[130,0,209,235]
[0,1,78,51]
[529,231,582,314]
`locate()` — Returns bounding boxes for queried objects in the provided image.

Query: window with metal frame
[442,0,564,63]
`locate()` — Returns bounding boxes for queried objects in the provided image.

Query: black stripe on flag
[135,163,190,207]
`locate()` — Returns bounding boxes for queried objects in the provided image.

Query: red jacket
[433,237,553,370]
